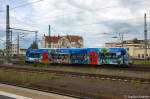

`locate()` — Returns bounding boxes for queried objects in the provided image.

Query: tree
[133,38,139,43]
[29,41,38,49]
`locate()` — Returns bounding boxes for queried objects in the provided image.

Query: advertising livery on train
[25,48,129,65]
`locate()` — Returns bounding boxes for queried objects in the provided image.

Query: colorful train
[25,48,130,65]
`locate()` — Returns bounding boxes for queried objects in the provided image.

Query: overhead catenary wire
[0,0,149,48]
[0,0,44,12]
[10,0,44,10]
[0,0,146,29]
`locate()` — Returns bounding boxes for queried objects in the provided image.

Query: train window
[74,55,76,58]
[110,53,116,58]
[121,50,126,55]
[109,53,112,58]
[30,53,41,58]
[79,54,81,59]
[110,53,113,58]
[99,53,103,57]
[80,54,82,59]
[78,54,80,58]
[74,55,77,58]
[76,55,78,58]
[58,55,61,59]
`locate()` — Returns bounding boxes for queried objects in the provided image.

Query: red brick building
[42,35,83,48]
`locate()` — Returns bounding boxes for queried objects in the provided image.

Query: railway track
[10,59,150,72]
[0,65,120,99]
[48,64,150,72]
[0,82,90,99]
[1,58,150,72]
[0,65,150,84]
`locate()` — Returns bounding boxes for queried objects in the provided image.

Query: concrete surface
[0,84,77,99]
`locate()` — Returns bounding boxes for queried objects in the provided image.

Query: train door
[41,52,49,63]
[89,52,98,65]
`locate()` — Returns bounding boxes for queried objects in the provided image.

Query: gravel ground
[0,66,149,99]
[3,63,150,79]
[37,75,150,99]
[41,65,150,79]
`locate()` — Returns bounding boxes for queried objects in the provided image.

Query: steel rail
[0,65,150,84]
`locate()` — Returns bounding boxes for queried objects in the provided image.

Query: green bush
[133,59,150,65]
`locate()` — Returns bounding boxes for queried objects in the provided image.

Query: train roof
[26,47,127,54]
[26,49,49,53]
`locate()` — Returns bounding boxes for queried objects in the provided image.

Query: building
[19,48,27,55]
[105,42,120,48]
[42,35,83,48]
[11,44,18,55]
[105,39,150,59]
[11,44,27,56]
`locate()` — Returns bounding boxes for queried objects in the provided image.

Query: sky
[0,0,150,49]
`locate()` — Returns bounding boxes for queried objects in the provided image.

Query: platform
[0,83,77,99]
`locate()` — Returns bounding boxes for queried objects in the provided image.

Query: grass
[130,80,141,89]
[0,61,3,64]
[0,68,59,85]
[133,59,150,65]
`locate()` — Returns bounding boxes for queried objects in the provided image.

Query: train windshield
[29,53,41,58]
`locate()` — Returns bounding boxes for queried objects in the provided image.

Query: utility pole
[121,33,123,47]
[17,33,19,55]
[35,31,38,47]
[144,13,147,59]
[48,25,51,48]
[6,5,10,63]
[10,30,12,56]
[118,33,124,47]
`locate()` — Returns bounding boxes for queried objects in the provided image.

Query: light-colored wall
[106,42,150,59]
[134,48,150,59]
[19,49,27,55]
[11,44,18,55]
[117,44,150,59]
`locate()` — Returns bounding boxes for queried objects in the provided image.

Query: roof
[45,36,61,43]
[44,35,83,43]
[106,39,150,45]
[66,35,83,42]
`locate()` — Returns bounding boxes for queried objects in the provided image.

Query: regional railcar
[25,49,49,63]
[25,48,129,65]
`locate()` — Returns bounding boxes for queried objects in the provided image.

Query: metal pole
[6,5,10,63]
[122,33,123,47]
[10,30,12,56]
[17,33,19,55]
[48,25,51,48]
[118,33,123,48]
[35,31,38,49]
[144,13,147,59]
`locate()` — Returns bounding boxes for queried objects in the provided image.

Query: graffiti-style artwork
[100,48,109,64]
[70,48,88,64]
[41,52,49,63]
[89,52,98,65]
[70,54,78,64]
[61,55,70,64]
[25,48,129,65]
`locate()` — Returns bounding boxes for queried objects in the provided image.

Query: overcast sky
[0,0,150,48]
